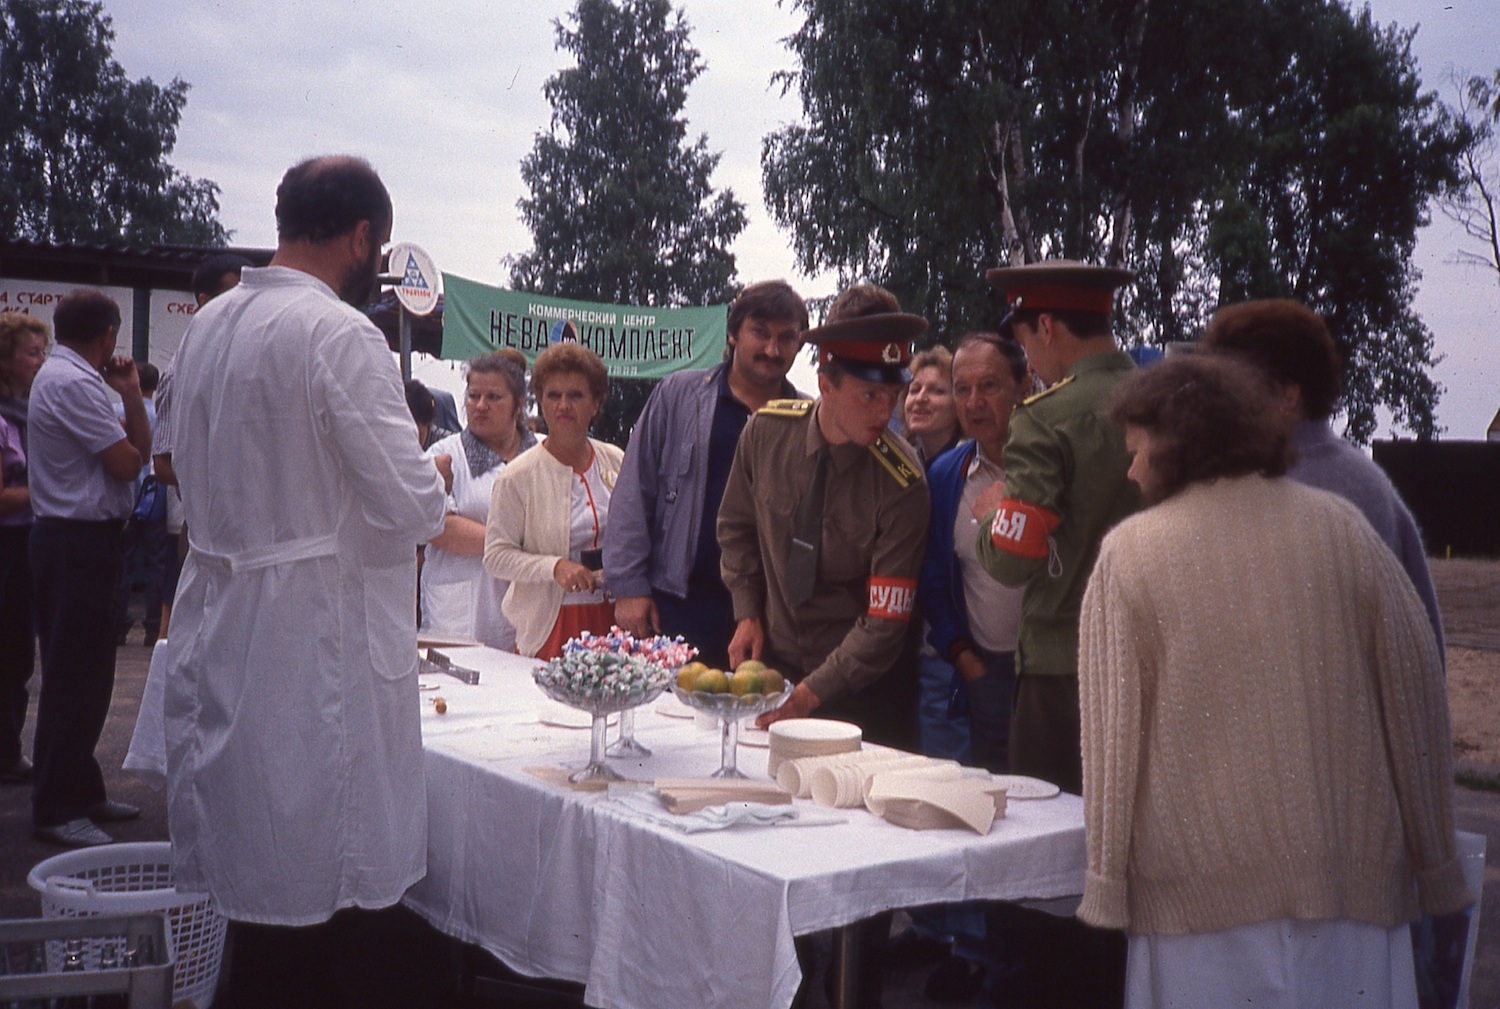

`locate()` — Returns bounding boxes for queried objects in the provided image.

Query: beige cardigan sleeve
[1077,535,1145,930]
[1359,525,1472,916]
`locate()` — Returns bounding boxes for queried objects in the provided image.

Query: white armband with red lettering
[866,576,917,622]
[989,498,1061,560]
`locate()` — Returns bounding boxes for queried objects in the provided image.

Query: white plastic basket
[28,841,226,1008]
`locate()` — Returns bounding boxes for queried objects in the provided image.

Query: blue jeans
[30,518,124,826]
[916,651,971,763]
[114,517,170,634]
[964,647,1015,775]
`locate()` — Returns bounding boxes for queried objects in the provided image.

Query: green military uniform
[718,399,930,748]
[976,350,1139,790]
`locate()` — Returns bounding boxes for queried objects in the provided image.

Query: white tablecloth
[126,643,1088,1009]
[402,647,1087,1009]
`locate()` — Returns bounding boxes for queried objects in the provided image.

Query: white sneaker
[34,818,113,847]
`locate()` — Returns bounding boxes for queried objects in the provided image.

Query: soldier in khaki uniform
[718,291,930,750]
[972,261,1137,1009]
[973,261,1139,794]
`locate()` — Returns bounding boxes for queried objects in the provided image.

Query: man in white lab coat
[163,156,449,1008]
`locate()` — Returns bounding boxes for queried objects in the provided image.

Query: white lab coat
[163,267,447,925]
[419,430,525,650]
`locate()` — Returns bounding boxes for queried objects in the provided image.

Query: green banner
[441,273,728,378]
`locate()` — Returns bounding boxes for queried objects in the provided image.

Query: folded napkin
[607,790,844,832]
[654,777,792,813]
[865,767,1006,835]
[524,765,639,792]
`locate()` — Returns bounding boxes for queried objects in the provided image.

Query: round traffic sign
[388,242,440,316]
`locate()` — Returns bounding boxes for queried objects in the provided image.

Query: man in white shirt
[164,156,448,1008]
[28,288,152,847]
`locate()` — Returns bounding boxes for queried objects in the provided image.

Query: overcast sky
[101,0,1498,438]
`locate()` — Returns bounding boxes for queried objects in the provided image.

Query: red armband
[866,576,917,622]
[988,498,1060,560]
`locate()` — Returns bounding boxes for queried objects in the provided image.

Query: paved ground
[1,559,1496,1006]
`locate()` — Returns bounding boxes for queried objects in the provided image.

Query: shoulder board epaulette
[758,398,813,417]
[869,432,921,489]
[1022,373,1076,406]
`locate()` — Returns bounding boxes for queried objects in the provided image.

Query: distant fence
[1373,440,1500,558]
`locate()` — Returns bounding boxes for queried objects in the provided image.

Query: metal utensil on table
[421,648,481,685]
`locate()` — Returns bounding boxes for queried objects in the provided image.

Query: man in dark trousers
[28,288,152,847]
[972,260,1139,1009]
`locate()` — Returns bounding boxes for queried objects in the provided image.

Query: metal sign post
[379,242,441,381]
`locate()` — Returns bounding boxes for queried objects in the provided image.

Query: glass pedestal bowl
[670,686,791,778]
[533,675,671,784]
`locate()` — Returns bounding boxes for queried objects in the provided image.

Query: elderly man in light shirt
[28,287,152,848]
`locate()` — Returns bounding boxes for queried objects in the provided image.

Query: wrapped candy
[532,627,698,705]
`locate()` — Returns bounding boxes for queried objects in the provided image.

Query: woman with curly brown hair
[1077,353,1469,1008]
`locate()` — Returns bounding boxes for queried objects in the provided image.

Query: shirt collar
[804,401,865,469]
[804,402,830,457]
[718,361,802,403]
[1065,348,1136,380]
[239,264,340,301]
[967,439,1003,479]
[714,362,738,400]
[1293,419,1336,451]
[50,344,104,380]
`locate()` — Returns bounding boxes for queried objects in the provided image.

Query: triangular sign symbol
[401,254,429,290]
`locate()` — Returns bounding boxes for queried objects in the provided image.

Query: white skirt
[1126,918,1416,1009]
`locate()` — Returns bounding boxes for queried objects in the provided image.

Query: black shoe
[87,799,141,822]
[0,755,33,784]
[924,954,985,1003]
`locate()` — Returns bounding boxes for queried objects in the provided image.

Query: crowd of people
[0,153,1471,1009]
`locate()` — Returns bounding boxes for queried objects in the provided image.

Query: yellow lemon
[761,669,786,695]
[735,659,767,676]
[694,668,731,694]
[730,668,764,696]
[676,662,706,691]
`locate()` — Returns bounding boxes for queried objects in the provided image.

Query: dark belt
[33,516,127,531]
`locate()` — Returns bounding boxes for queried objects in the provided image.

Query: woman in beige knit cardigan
[1077,354,1469,1009]
[483,340,623,658]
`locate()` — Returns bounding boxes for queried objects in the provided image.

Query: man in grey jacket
[1199,298,1443,653]
[604,281,807,666]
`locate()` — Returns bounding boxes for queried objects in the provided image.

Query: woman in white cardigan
[1079,354,1468,1009]
[483,340,623,658]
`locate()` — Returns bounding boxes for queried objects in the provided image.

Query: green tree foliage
[0,0,227,246]
[510,0,747,444]
[1439,69,1500,285]
[763,0,1465,440]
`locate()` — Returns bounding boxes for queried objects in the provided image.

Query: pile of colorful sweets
[565,627,698,670]
[531,629,697,704]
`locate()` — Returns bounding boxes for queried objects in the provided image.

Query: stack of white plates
[767,718,862,778]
